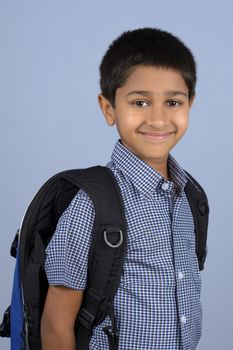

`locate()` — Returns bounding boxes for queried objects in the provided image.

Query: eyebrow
[125,90,188,98]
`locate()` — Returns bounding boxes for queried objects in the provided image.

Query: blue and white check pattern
[45,140,202,350]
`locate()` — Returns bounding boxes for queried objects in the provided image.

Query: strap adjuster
[77,308,95,330]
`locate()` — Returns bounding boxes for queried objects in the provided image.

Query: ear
[98,94,116,126]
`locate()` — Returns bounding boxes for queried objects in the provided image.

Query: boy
[41,27,205,349]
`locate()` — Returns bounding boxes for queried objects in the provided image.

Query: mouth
[138,131,174,141]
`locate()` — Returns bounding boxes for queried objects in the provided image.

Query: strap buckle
[77,288,104,330]
[77,308,95,330]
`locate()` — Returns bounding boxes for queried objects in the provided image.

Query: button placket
[162,182,169,191]
[180,315,187,324]
[178,270,185,280]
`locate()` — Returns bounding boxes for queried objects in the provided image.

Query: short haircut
[99,27,197,108]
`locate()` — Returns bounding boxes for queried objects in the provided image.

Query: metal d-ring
[103,229,123,248]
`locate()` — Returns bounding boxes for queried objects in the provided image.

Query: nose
[146,105,168,127]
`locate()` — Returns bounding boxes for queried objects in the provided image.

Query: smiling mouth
[138,131,174,141]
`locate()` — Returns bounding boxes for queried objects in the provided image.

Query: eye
[132,100,149,107]
[166,100,182,107]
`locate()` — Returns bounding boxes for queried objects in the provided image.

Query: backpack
[0,166,209,350]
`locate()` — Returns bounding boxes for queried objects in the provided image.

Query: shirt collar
[168,153,188,193]
[111,139,187,195]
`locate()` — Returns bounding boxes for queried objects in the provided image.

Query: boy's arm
[41,285,84,350]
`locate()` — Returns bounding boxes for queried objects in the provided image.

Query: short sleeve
[44,189,95,290]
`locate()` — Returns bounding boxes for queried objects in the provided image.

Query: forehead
[116,65,188,96]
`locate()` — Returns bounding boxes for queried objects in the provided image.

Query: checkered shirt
[45,139,203,350]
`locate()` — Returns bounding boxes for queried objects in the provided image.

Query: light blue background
[1,1,232,349]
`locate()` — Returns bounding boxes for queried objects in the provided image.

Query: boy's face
[98,65,195,170]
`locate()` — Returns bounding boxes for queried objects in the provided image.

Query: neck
[146,157,170,181]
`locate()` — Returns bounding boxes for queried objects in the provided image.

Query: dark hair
[99,27,197,108]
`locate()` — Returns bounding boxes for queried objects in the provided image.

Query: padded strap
[184,171,209,270]
[62,167,127,349]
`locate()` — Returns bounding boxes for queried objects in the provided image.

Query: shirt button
[178,271,185,280]
[162,182,169,191]
[180,315,187,324]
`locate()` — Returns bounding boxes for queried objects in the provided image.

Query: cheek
[115,117,128,138]
[175,113,189,133]
[115,113,138,132]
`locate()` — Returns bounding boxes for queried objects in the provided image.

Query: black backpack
[0,166,209,350]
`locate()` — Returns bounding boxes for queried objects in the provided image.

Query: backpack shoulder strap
[184,171,209,271]
[61,166,127,293]
[62,166,127,350]
[19,166,126,350]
